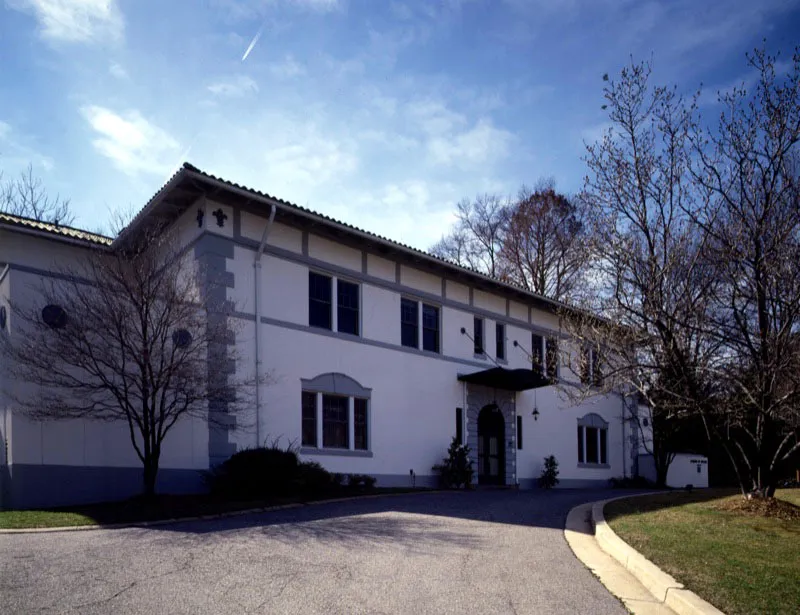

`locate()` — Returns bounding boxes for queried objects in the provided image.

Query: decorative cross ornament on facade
[212,209,228,228]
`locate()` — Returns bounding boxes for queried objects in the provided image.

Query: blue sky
[1,0,799,248]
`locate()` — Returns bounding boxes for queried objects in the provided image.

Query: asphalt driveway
[0,489,627,614]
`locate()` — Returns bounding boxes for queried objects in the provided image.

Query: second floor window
[309,272,332,330]
[546,337,559,381]
[422,304,440,353]
[531,333,544,374]
[337,279,359,336]
[496,323,506,360]
[474,317,484,354]
[401,298,418,348]
[581,346,603,386]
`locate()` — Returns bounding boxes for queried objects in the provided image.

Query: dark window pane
[474,317,484,354]
[337,280,359,335]
[592,349,603,386]
[600,428,607,464]
[586,427,599,464]
[322,394,349,449]
[309,272,332,329]
[577,425,584,463]
[531,333,544,374]
[496,323,505,360]
[517,415,522,450]
[401,298,418,348]
[354,398,368,450]
[302,391,317,447]
[456,408,463,445]
[422,304,439,353]
[546,337,559,381]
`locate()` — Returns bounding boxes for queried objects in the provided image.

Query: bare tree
[689,47,800,496]
[430,194,508,276]
[561,59,719,488]
[0,224,255,497]
[1,164,74,225]
[500,181,591,302]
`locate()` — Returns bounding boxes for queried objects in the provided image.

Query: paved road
[0,490,628,614]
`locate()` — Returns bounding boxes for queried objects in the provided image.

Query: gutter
[253,203,277,447]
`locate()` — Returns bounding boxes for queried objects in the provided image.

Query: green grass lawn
[0,487,431,530]
[605,488,800,615]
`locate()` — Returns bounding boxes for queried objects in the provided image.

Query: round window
[642,418,649,427]
[172,329,193,348]
[42,304,68,329]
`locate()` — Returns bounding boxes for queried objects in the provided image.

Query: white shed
[640,453,709,488]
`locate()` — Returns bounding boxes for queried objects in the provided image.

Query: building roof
[0,212,112,246]
[2,162,569,313]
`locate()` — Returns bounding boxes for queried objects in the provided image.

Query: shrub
[296,461,336,494]
[538,455,560,489]
[206,444,301,500]
[433,437,474,489]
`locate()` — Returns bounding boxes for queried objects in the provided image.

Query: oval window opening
[42,304,68,329]
[172,329,193,348]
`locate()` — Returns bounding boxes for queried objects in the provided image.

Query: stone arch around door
[465,385,516,486]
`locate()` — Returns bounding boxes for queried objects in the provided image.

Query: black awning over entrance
[457,367,550,391]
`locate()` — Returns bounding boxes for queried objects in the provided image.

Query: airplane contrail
[241,25,264,62]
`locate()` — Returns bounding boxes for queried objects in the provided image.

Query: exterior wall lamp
[532,408,540,421]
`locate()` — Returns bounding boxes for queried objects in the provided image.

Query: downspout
[254,204,277,447]
[621,393,627,479]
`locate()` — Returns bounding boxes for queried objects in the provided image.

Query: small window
[322,394,349,449]
[41,304,67,329]
[581,346,603,386]
[546,337,559,381]
[337,279,359,336]
[517,415,523,449]
[401,298,419,348]
[599,428,607,464]
[309,272,332,330]
[531,333,544,374]
[592,349,603,386]
[496,323,505,360]
[422,304,440,353]
[302,391,317,447]
[456,407,464,445]
[577,425,584,463]
[474,317,484,354]
[354,398,368,450]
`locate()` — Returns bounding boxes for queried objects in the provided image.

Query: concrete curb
[0,489,442,535]
[592,494,725,615]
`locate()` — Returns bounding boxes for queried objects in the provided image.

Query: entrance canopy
[457,367,550,392]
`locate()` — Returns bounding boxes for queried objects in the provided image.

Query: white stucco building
[0,164,646,509]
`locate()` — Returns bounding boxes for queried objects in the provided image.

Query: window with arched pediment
[300,373,371,453]
[577,413,608,466]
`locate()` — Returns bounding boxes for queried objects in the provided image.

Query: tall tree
[500,181,590,301]
[0,223,255,497]
[689,47,800,496]
[430,193,508,277]
[1,164,74,225]
[561,59,718,488]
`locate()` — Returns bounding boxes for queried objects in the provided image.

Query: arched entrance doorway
[478,404,505,485]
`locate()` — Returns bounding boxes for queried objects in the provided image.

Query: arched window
[577,413,608,466]
[300,373,372,454]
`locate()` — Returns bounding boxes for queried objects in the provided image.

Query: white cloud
[407,99,466,135]
[12,0,123,44]
[263,133,357,187]
[207,75,259,97]
[108,61,127,79]
[0,120,11,140]
[80,106,180,176]
[428,119,513,167]
[269,55,306,79]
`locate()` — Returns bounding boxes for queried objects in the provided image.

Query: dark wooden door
[478,405,505,485]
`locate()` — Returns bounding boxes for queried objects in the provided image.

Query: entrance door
[478,405,505,485]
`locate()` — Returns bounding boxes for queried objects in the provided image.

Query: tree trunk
[142,456,159,499]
